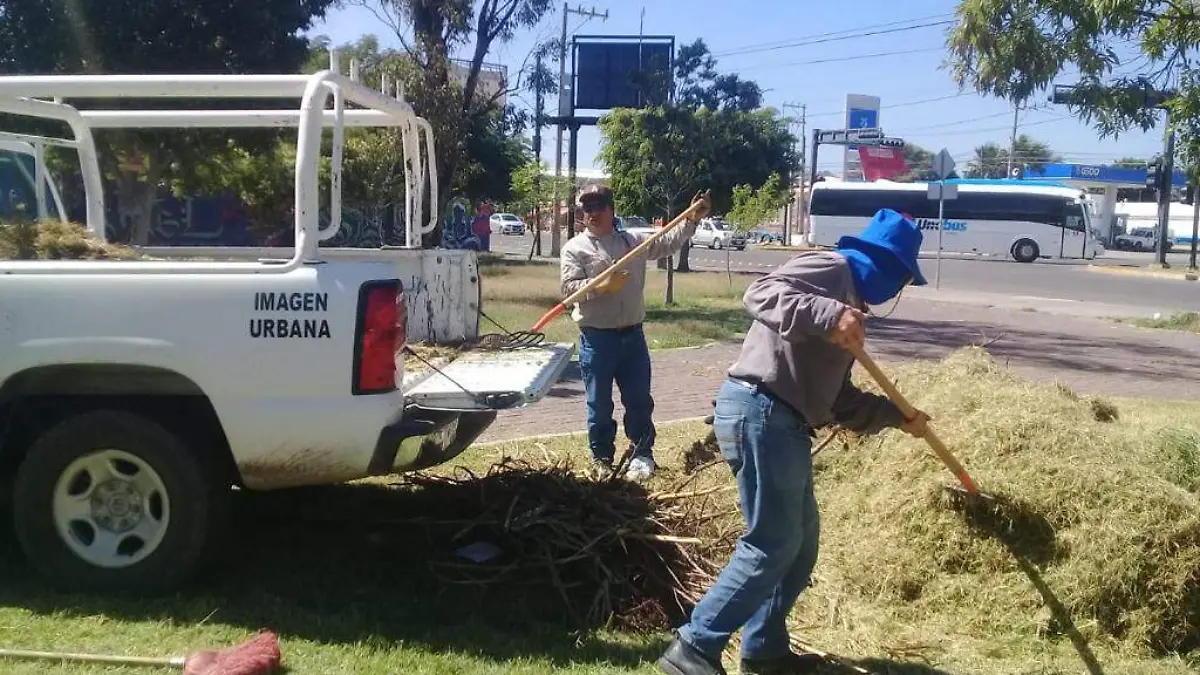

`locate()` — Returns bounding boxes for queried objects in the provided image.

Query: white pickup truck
[0,64,572,594]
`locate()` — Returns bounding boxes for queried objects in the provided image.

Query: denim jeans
[677,378,819,662]
[578,324,655,462]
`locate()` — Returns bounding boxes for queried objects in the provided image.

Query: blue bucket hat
[836,208,927,287]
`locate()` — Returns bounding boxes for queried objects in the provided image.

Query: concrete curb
[1086,264,1199,281]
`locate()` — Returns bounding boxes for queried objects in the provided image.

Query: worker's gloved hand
[689,190,713,221]
[900,408,932,439]
[827,305,867,350]
[594,269,630,294]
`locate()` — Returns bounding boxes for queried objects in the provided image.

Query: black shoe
[658,636,727,675]
[740,651,823,674]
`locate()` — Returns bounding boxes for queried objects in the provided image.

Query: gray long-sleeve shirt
[727,250,906,436]
[560,219,698,330]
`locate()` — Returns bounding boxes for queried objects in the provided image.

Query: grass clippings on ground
[2,348,1198,674]
[478,257,754,350]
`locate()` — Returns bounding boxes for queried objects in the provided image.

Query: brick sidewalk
[478,298,1200,444]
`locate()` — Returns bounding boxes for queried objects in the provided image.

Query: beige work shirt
[559,219,698,330]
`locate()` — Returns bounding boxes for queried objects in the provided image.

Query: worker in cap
[659,208,931,675]
[560,185,712,481]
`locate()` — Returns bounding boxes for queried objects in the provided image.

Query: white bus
[806,180,1103,263]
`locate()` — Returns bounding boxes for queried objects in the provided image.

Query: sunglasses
[579,198,611,214]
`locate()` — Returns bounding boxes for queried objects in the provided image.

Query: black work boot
[739,651,823,674]
[658,635,727,675]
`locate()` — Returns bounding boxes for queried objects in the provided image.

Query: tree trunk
[675,239,693,272]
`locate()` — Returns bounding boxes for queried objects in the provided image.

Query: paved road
[489,234,1200,315]
[478,295,1200,444]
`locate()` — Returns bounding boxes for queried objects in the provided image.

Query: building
[450,59,507,107]
[1018,162,1189,245]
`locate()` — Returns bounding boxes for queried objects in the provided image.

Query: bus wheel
[1012,239,1039,263]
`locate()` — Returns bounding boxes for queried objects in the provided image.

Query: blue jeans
[677,378,819,662]
[578,324,655,462]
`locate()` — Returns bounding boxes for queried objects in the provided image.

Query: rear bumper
[369,405,497,474]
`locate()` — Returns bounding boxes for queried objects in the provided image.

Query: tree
[727,173,787,232]
[508,159,570,224]
[0,0,338,244]
[945,1,1200,156]
[351,0,553,245]
[967,135,1058,178]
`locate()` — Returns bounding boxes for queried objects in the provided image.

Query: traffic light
[1146,161,1161,190]
[878,137,905,148]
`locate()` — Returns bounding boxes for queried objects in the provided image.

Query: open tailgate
[403,342,575,411]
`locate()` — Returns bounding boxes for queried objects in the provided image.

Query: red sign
[858,146,909,181]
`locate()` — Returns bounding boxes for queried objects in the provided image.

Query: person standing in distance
[658,208,932,675]
[559,186,712,481]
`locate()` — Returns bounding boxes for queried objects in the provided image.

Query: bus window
[1064,203,1087,232]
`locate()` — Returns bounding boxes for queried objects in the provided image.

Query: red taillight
[353,281,406,395]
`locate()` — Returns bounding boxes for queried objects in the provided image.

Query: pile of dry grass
[813,347,1199,657]
[399,457,739,631]
[0,219,141,260]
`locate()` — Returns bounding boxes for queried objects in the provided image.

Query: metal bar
[0,74,313,99]
[34,139,47,220]
[76,109,402,128]
[0,129,78,148]
[0,96,104,238]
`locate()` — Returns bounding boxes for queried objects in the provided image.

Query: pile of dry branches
[402,457,739,631]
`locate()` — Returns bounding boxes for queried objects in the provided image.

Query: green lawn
[477,257,755,350]
[3,353,1200,674]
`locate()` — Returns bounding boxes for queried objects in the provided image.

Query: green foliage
[351,0,553,244]
[0,0,338,244]
[945,0,1200,169]
[726,173,787,232]
[968,135,1058,178]
[598,107,796,219]
[508,160,571,219]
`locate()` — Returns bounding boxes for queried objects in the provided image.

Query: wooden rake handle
[529,191,711,332]
[0,648,183,668]
[846,343,981,496]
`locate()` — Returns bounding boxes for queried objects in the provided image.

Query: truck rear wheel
[12,409,223,594]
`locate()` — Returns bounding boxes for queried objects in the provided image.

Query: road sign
[927,183,958,201]
[815,127,884,145]
[932,148,956,180]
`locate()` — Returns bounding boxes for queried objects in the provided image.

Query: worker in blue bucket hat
[659,208,932,675]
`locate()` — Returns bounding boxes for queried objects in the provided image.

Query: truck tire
[1012,239,1040,263]
[12,409,223,594]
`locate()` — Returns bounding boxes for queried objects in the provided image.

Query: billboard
[572,37,674,111]
[844,94,881,181]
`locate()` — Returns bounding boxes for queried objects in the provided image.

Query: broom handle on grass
[0,648,184,668]
[846,344,981,496]
[529,191,711,333]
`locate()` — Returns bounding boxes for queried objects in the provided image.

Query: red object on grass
[183,630,282,675]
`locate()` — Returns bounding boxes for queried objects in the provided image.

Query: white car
[0,69,572,594]
[691,217,747,250]
[490,212,526,235]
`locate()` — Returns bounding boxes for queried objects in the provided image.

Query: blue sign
[848,108,877,129]
[1021,163,1188,188]
[847,108,878,150]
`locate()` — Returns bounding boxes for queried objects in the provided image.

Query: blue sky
[310,0,1165,174]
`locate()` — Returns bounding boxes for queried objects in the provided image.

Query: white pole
[936,180,945,290]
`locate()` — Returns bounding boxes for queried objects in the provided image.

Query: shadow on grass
[643,304,752,344]
[0,483,670,671]
[947,490,1106,675]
